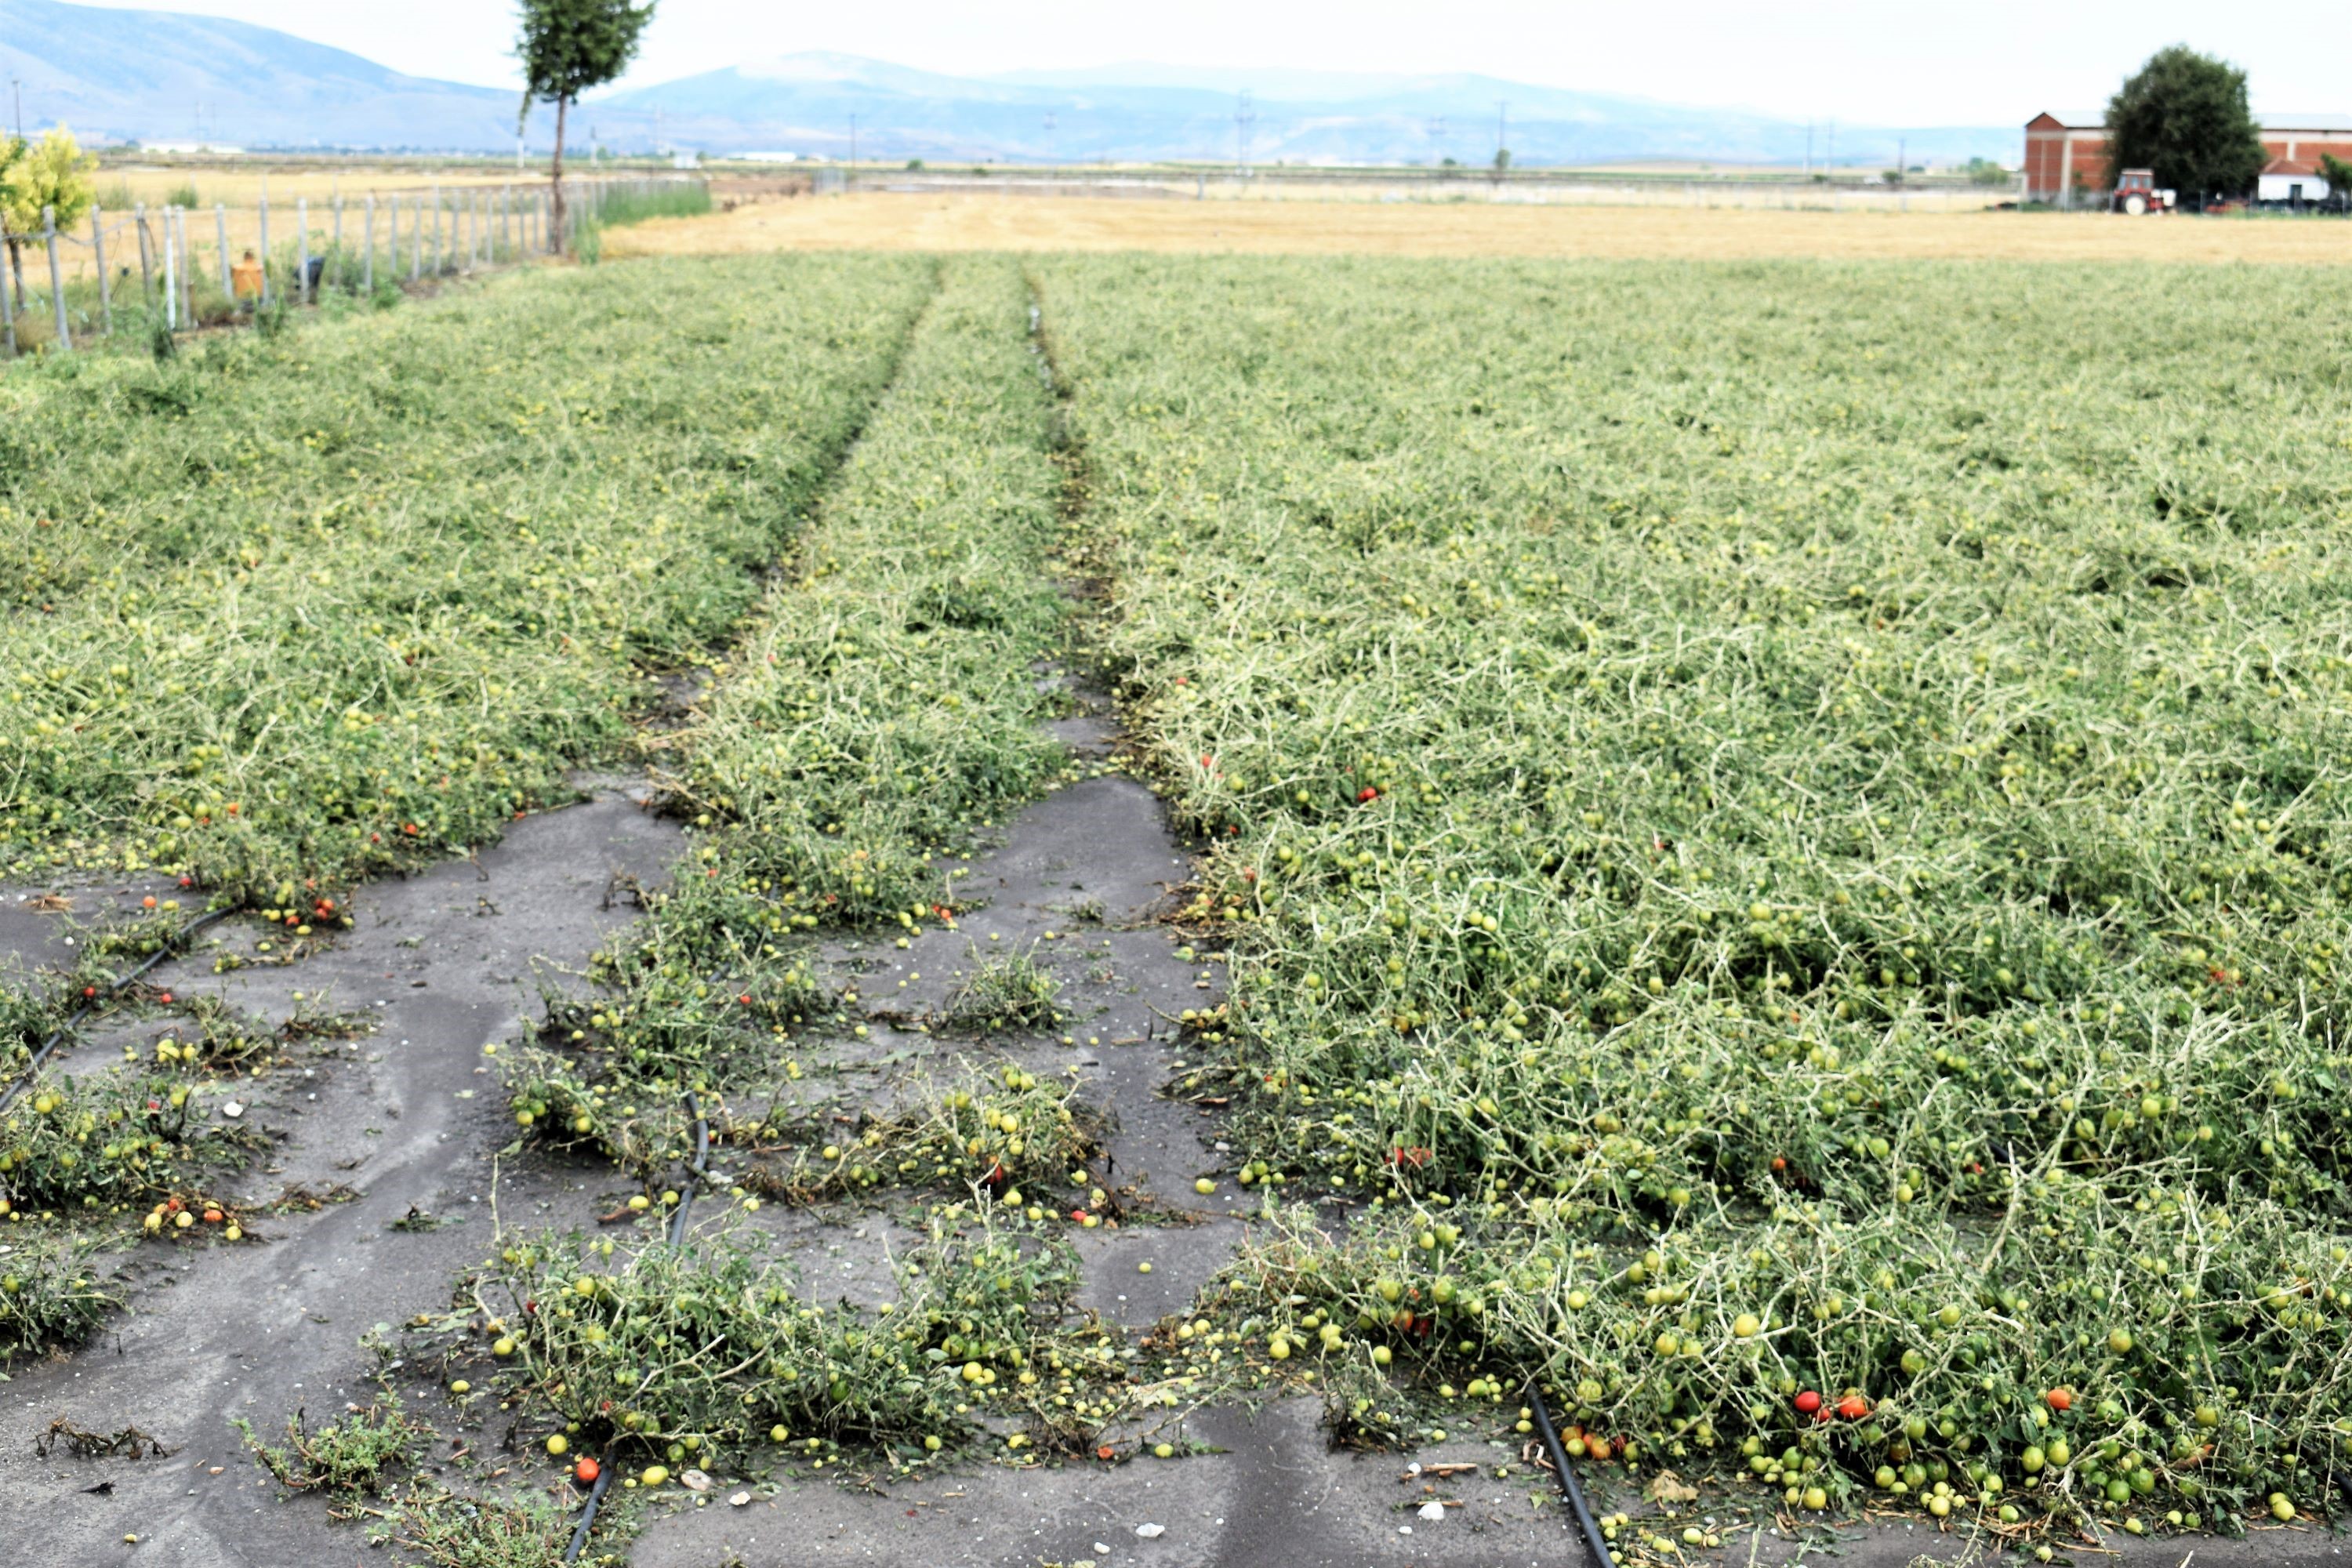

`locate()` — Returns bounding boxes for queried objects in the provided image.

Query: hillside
[0,0,2013,164]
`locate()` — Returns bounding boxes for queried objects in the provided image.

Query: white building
[2257,158,2332,203]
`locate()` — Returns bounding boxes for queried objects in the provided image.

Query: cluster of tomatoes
[140,1192,245,1243]
[1792,1388,1874,1422]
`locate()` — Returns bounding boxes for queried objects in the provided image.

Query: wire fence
[0,173,702,358]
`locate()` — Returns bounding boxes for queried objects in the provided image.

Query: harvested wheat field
[609,189,2352,263]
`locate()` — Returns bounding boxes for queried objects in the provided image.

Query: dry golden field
[95,165,537,207]
[607,190,2352,263]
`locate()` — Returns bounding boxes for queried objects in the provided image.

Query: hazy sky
[67,0,2352,125]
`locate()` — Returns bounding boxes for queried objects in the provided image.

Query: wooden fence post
[258,192,273,305]
[430,183,441,274]
[410,192,423,281]
[90,205,110,333]
[0,220,16,358]
[44,207,72,352]
[215,204,230,293]
[162,205,177,331]
[135,201,153,307]
[178,206,194,326]
[332,194,345,287]
[297,197,311,304]
[364,194,375,292]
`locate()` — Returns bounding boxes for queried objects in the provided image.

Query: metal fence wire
[0,173,699,359]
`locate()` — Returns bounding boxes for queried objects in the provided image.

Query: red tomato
[1794,1390,1822,1415]
[1837,1394,1871,1421]
[575,1457,601,1483]
[2045,1387,2072,1413]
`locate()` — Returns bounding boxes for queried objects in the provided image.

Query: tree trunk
[7,240,22,310]
[551,94,568,250]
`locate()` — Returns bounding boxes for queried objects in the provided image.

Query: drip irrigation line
[1528,1381,1615,1567]
[564,1087,710,1563]
[0,905,238,1116]
[561,1452,617,1564]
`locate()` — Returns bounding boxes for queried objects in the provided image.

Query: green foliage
[0,1070,243,1214]
[2107,46,2266,198]
[506,258,1074,1157]
[1493,148,1511,172]
[472,1207,1125,1466]
[1033,252,2352,1519]
[0,1236,114,1360]
[0,126,98,232]
[236,1396,419,1501]
[571,183,710,264]
[2320,154,2352,210]
[1965,157,2010,187]
[590,182,710,227]
[938,946,1062,1034]
[379,1489,584,1567]
[0,255,934,893]
[515,0,655,118]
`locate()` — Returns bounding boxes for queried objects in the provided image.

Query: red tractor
[2111,169,2172,215]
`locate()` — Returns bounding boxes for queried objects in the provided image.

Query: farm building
[2024,112,2352,201]
[2258,158,2332,204]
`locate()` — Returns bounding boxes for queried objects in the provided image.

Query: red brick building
[2024,112,2352,202]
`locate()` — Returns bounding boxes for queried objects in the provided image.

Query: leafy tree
[2321,153,2352,213]
[2106,46,2265,202]
[516,0,655,245]
[0,133,22,294]
[0,128,96,309]
[1492,147,1512,172]
[1964,156,2009,187]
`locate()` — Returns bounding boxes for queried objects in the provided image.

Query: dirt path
[0,783,681,1565]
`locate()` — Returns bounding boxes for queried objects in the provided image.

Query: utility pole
[1897,136,1906,177]
[1825,120,1835,172]
[1044,108,1056,169]
[1496,100,1508,162]
[1234,89,1254,176]
[1803,121,1812,176]
[849,113,858,183]
[11,79,22,140]
[1426,115,1445,165]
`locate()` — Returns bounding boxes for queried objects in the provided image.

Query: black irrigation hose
[0,906,238,1116]
[561,1453,618,1564]
[564,1087,710,1563]
[1528,1381,1615,1567]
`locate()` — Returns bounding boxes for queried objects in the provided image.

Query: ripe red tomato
[1794,1390,1822,1415]
[575,1457,601,1483]
[2045,1387,2072,1413]
[1837,1394,1871,1421]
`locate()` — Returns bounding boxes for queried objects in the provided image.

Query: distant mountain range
[0,0,2019,166]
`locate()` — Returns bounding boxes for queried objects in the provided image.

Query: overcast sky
[67,0,2352,125]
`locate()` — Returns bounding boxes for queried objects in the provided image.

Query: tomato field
[4,250,2351,1560]
[1035,256,2352,1534]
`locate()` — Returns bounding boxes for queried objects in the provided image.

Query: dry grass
[606,191,2352,264]
[95,165,540,207]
